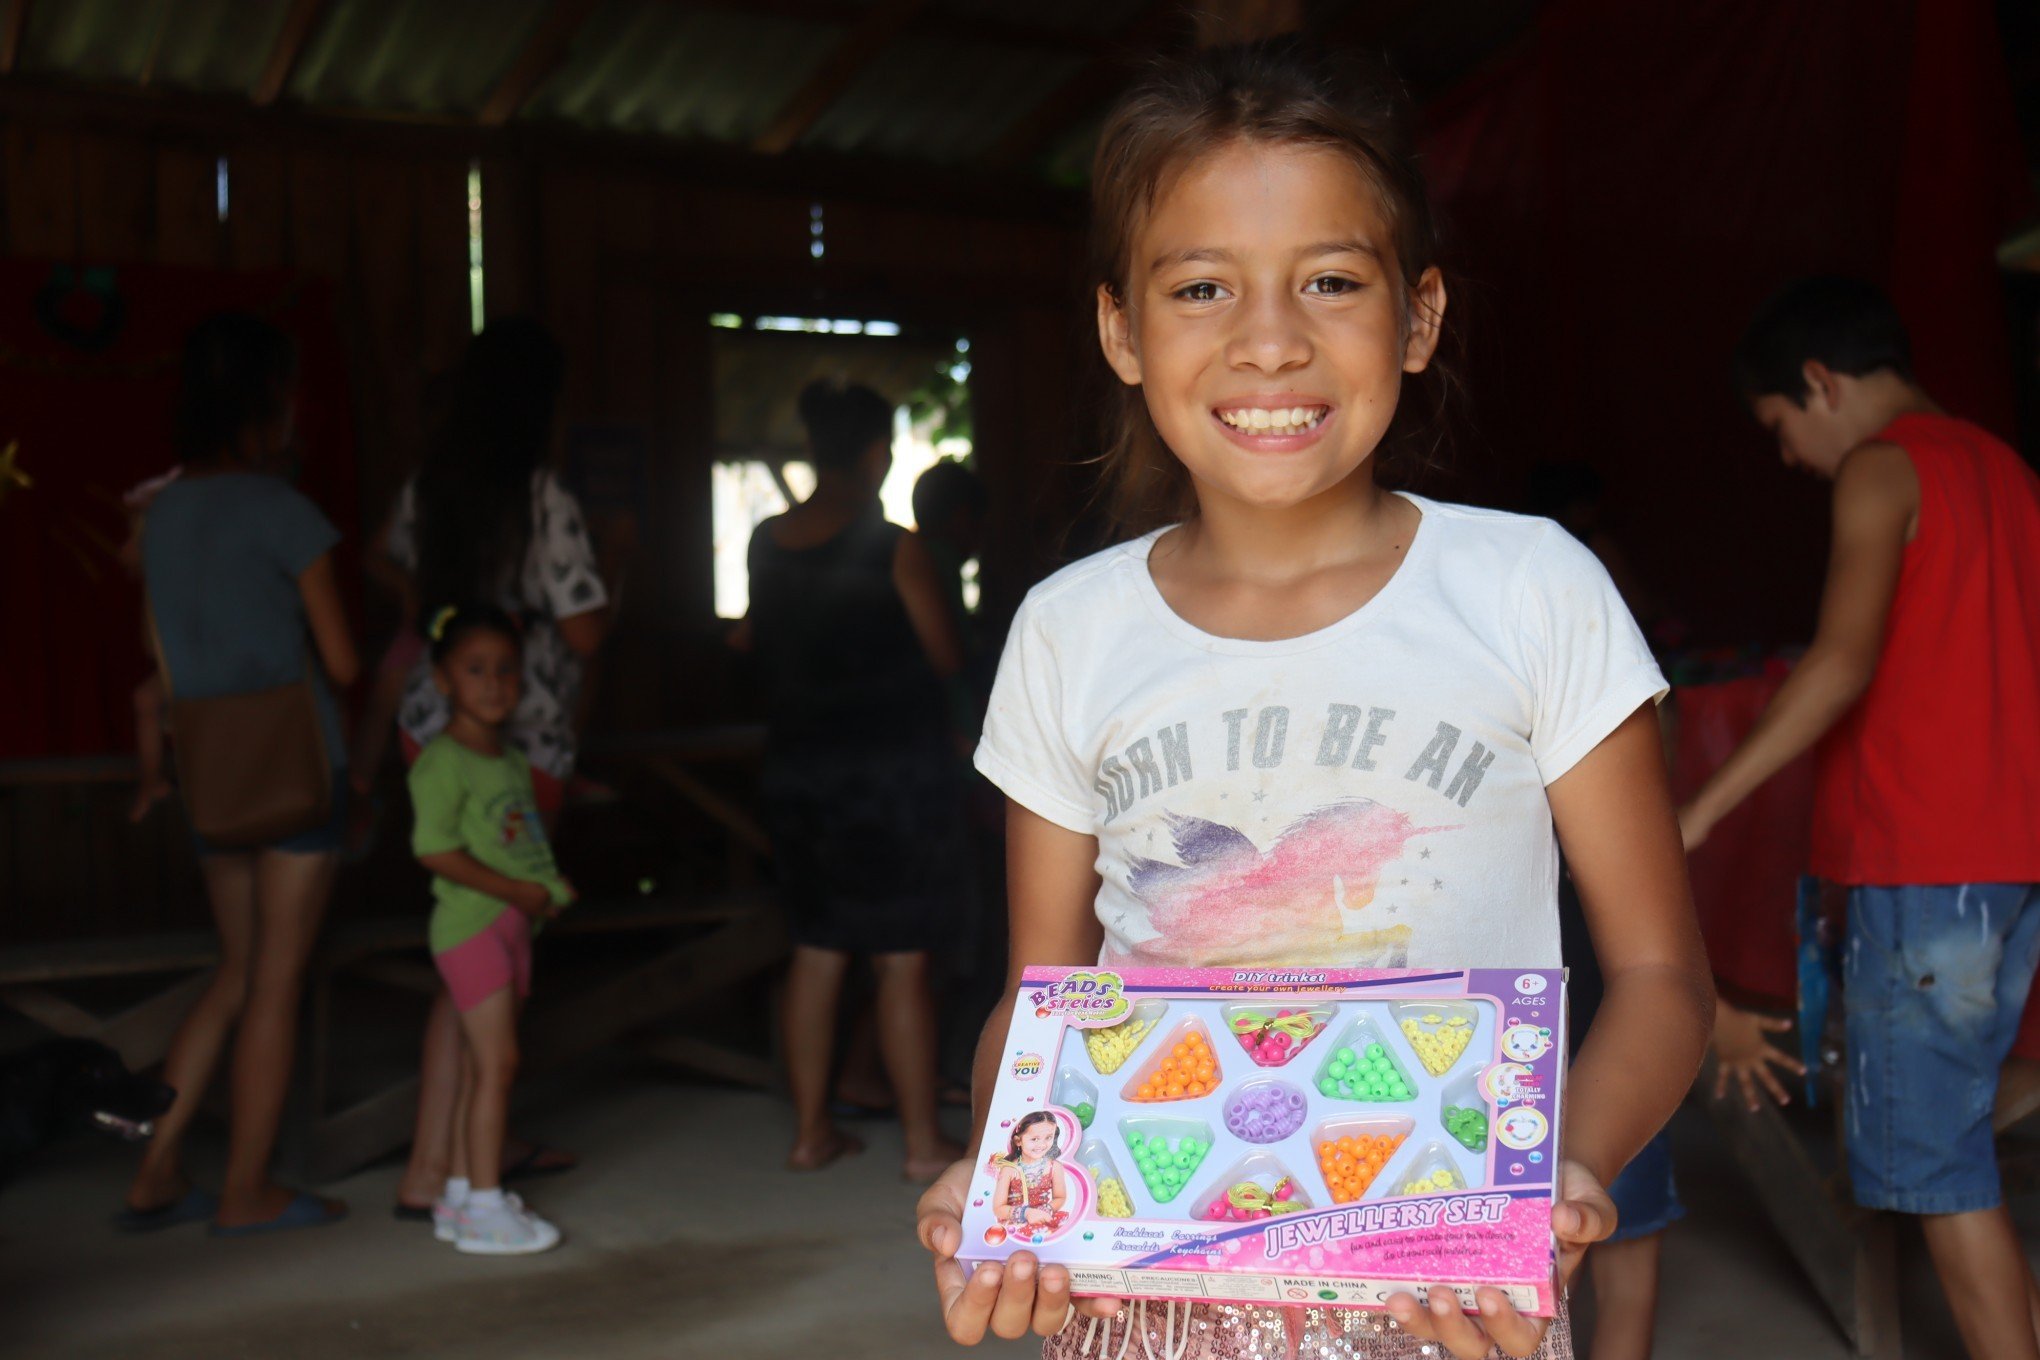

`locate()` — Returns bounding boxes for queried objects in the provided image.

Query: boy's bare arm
[1679,441,1917,845]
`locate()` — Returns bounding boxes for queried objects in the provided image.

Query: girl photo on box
[991,1112,1076,1241]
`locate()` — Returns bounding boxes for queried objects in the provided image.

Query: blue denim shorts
[1605,1128,1683,1242]
[1844,882,2040,1214]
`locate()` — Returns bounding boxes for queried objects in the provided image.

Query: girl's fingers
[1553,1193,1612,1247]
[1475,1288,1550,1358]
[988,1252,1045,1339]
[1387,1289,1494,1360]
[1029,1263,1074,1336]
[1712,1062,1730,1101]
[1422,1288,1497,1359]
[1758,1013,1795,1032]
[936,1256,1000,1344]
[919,1212,955,1257]
[1075,1295,1123,1320]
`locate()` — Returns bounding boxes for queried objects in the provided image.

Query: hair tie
[427,605,457,642]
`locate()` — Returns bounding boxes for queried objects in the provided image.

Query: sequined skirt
[1042,1300,1572,1360]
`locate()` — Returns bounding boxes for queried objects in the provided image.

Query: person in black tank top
[744,380,968,1183]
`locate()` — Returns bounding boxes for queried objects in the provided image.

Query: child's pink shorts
[433,909,532,1012]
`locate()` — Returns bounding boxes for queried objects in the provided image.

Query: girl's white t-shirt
[974,493,1666,971]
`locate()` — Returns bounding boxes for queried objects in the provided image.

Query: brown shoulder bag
[146,598,333,848]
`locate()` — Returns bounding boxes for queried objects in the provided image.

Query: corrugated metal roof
[0,0,1545,183]
[21,0,293,89]
[522,2,847,142]
[802,34,1087,163]
[289,0,553,115]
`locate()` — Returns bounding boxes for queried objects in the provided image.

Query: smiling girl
[916,42,1711,1360]
[995,1112,1072,1235]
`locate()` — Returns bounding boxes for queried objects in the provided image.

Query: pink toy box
[958,966,1566,1315]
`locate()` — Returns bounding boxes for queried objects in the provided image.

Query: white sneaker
[454,1196,560,1256]
[434,1189,522,1242]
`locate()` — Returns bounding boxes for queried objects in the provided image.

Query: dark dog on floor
[0,1038,174,1186]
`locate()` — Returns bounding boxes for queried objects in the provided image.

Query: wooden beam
[987,1,1185,171]
[0,75,1084,225]
[0,0,31,76]
[702,0,1100,55]
[752,0,929,156]
[479,0,602,128]
[1191,0,1304,46]
[251,0,327,107]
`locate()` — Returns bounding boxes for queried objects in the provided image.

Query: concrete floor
[2,1062,2034,1359]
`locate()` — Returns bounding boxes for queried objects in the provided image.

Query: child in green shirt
[409,604,574,1255]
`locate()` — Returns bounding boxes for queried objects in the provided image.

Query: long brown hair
[1088,39,1459,534]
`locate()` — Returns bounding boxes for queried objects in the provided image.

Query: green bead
[1327,1061,1348,1079]
[1335,1047,1357,1064]
[1366,1043,1385,1060]
[1318,1077,1338,1096]
[1390,1082,1410,1099]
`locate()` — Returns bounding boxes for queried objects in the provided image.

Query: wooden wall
[0,104,1093,942]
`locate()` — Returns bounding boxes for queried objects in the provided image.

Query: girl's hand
[1384,1158,1614,1359]
[1710,997,1804,1110]
[1025,1208,1051,1226]
[549,877,578,916]
[507,881,553,918]
[917,1158,1116,1342]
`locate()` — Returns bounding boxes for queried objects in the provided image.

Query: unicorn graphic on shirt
[1121,799,1445,967]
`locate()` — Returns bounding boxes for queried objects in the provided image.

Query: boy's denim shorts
[1845,882,2040,1214]
[1605,1128,1683,1243]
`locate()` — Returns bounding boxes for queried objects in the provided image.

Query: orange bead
[1186,1081,1206,1096]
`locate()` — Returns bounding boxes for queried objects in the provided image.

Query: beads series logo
[1027,970,1130,1027]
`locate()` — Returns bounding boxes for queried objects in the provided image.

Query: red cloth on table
[0,261,357,762]
[1673,676,1812,1009]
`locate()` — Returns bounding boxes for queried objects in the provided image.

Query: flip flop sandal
[207,1191,347,1238]
[113,1186,218,1233]
[501,1143,578,1184]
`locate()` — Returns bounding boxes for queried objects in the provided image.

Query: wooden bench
[1700,1045,2040,1357]
[0,889,787,1181]
[0,932,220,1070]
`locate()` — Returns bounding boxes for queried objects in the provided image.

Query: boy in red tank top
[1682,277,2040,1360]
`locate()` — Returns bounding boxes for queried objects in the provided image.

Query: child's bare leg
[398,989,464,1208]
[456,988,519,1191]
[450,1042,473,1184]
[1588,1232,1664,1360]
[129,676,171,823]
[128,854,256,1208]
[1921,1206,2040,1360]
[783,944,862,1169]
[871,949,962,1181]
